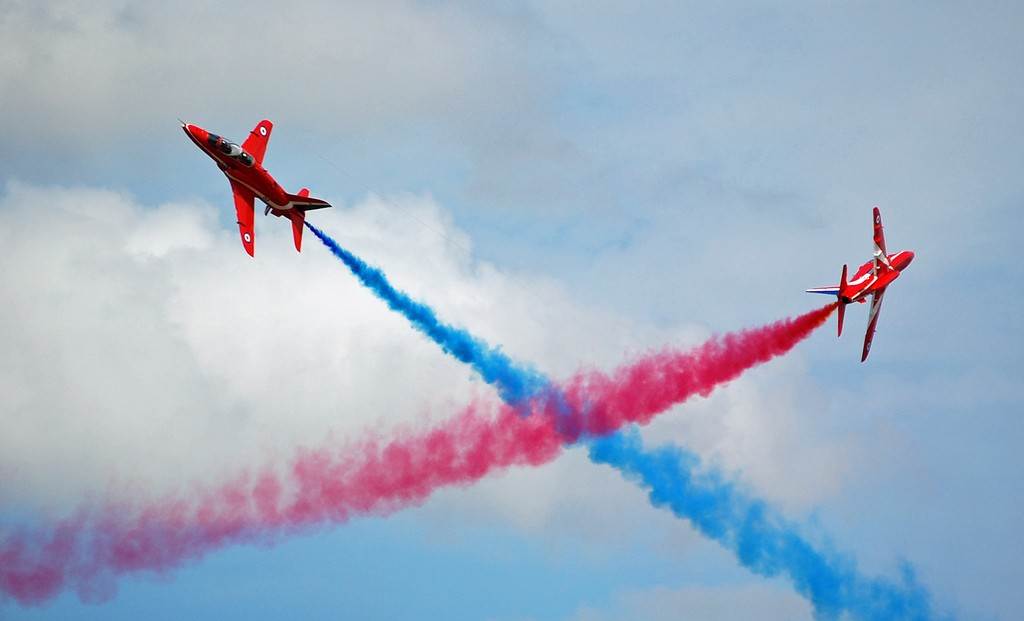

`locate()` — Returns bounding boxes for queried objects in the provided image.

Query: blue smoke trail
[305,222,546,404]
[307,223,945,620]
[589,431,943,620]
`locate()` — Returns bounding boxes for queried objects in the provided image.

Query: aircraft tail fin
[837,264,848,337]
[290,210,305,252]
[283,188,329,251]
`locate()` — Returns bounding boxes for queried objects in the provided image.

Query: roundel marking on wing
[259,126,267,136]
[244,232,252,243]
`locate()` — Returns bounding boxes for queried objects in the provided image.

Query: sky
[1,1,1022,619]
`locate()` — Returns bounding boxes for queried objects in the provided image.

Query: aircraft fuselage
[183,123,292,210]
[840,250,915,304]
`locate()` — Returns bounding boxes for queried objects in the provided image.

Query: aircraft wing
[873,207,887,254]
[229,180,256,257]
[861,289,885,362]
[872,206,893,272]
[242,120,273,166]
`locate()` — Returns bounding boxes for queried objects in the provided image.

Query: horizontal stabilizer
[806,286,840,295]
[286,191,332,212]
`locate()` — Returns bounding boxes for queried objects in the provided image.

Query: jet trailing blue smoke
[589,431,946,621]
[305,221,546,404]
[307,223,946,620]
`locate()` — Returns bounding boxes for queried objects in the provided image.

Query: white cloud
[0,182,522,510]
[124,202,215,257]
[0,182,843,532]
[0,182,661,519]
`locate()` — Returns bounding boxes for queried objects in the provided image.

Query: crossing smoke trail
[1,225,933,619]
[0,272,835,606]
[306,224,945,620]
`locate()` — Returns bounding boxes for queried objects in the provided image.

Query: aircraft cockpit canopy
[207,133,255,167]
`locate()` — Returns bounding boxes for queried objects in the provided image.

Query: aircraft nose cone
[183,123,208,143]
[901,251,915,270]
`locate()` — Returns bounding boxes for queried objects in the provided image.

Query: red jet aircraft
[182,119,331,256]
[806,207,915,361]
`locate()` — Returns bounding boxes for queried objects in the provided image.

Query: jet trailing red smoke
[1,304,834,605]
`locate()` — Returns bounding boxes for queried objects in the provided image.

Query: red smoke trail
[1,304,834,605]
[557,302,837,438]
